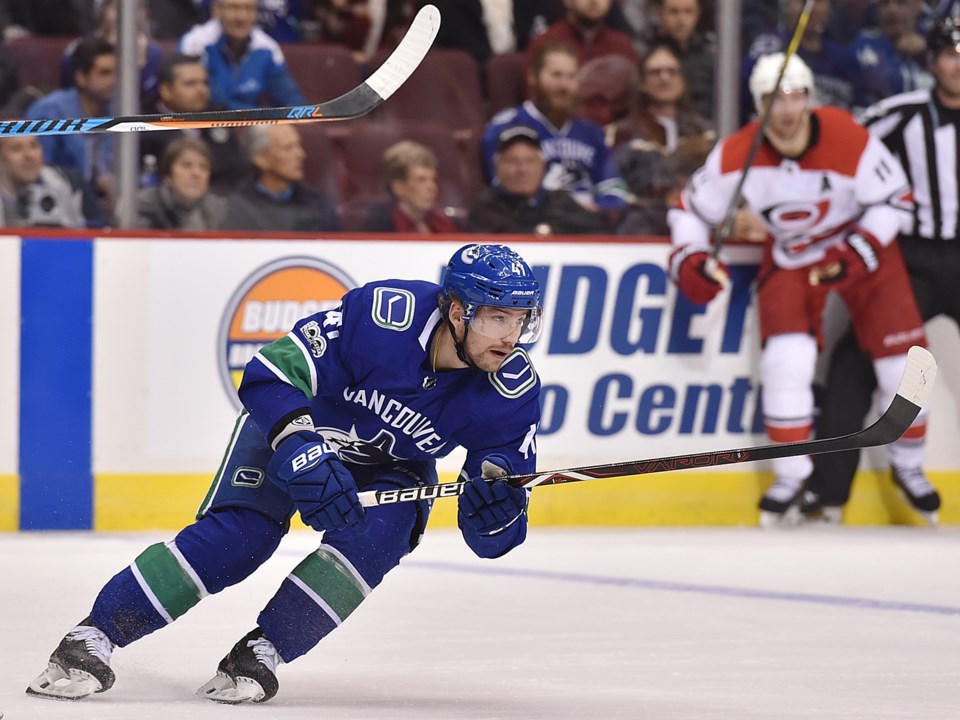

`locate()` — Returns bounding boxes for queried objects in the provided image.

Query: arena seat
[485,52,527,119]
[297,124,343,202]
[6,36,74,94]
[281,44,362,105]
[332,121,478,216]
[364,48,484,133]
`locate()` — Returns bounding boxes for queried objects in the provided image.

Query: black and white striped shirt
[860,89,960,242]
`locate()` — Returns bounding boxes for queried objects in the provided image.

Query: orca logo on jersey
[217,257,357,410]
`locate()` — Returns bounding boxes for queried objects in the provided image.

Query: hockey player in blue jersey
[26,243,543,705]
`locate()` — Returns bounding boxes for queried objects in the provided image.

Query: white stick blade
[898,345,937,408]
[363,4,441,101]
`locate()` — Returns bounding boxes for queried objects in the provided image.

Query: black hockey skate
[197,628,282,704]
[758,474,809,527]
[892,466,940,526]
[799,491,842,525]
[26,618,115,701]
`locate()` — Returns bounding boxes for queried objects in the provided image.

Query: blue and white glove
[267,431,367,533]
[458,454,528,559]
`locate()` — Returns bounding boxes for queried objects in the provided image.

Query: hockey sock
[874,353,928,469]
[90,508,284,647]
[761,333,816,481]
[258,544,371,662]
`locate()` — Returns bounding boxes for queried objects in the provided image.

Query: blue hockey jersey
[483,101,629,211]
[239,279,541,482]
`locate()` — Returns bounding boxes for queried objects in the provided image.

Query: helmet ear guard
[748,52,816,115]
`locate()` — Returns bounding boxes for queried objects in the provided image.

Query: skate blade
[26,663,101,700]
[197,672,265,704]
[759,505,801,529]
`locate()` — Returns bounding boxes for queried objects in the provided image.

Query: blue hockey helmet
[441,243,542,343]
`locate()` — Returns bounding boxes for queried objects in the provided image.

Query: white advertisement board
[91,236,960,477]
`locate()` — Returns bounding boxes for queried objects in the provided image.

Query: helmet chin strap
[443,307,481,370]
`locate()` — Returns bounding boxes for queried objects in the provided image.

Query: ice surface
[2,527,959,719]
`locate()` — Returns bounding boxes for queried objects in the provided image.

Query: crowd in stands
[0,0,956,234]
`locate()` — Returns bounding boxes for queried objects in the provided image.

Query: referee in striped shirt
[803,17,960,524]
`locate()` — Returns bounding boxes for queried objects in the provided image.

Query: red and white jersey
[669,106,914,270]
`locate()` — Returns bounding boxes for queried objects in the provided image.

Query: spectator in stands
[25,37,115,210]
[61,0,163,105]
[611,40,714,235]
[136,137,227,230]
[648,0,716,119]
[483,43,629,213]
[524,0,640,69]
[139,53,245,192]
[180,0,305,110]
[854,0,932,107]
[0,134,91,227]
[574,53,639,126]
[469,124,609,235]
[363,140,461,233]
[221,125,341,232]
[515,0,635,52]
[742,0,862,122]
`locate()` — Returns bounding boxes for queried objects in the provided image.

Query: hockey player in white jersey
[668,53,929,526]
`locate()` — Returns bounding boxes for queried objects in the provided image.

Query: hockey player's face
[765,89,809,141]
[455,305,529,372]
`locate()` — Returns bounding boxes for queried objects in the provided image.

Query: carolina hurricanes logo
[761,199,831,232]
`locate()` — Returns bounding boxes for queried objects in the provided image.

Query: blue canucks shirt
[482,101,629,211]
[239,279,541,482]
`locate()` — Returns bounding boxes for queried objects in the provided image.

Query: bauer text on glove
[267,431,367,533]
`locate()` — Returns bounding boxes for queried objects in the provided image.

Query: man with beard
[524,0,639,67]
[667,53,928,527]
[27,243,545,704]
[482,42,628,212]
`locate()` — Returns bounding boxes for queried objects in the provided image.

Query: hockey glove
[808,230,882,288]
[670,245,730,306]
[458,454,528,559]
[267,431,367,533]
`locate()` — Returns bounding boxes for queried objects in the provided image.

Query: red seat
[485,52,527,119]
[365,49,484,133]
[297,124,342,202]
[332,122,477,216]
[281,44,362,105]
[6,36,75,93]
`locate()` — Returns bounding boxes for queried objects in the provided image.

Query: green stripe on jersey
[134,543,203,619]
[291,546,368,621]
[260,335,315,399]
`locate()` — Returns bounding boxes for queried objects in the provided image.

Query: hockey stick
[0,5,440,138]
[358,346,936,508]
[710,0,815,261]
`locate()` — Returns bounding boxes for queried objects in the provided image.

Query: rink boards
[1,232,958,531]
